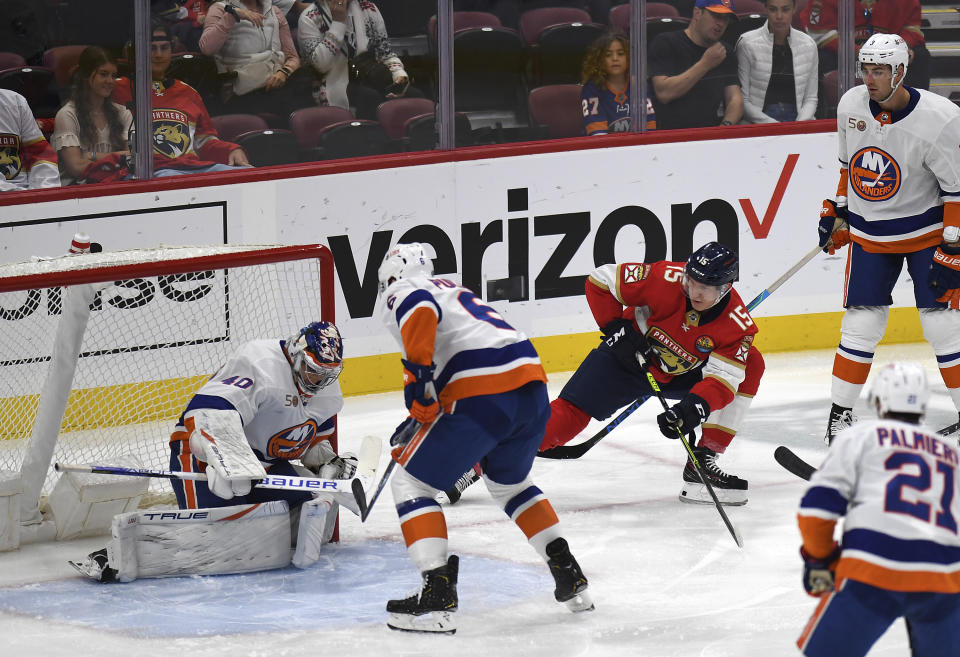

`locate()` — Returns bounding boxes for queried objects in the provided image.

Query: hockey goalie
[71,321,365,582]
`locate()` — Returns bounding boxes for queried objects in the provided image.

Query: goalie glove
[929,242,960,309]
[301,439,357,479]
[817,199,850,255]
[402,359,440,423]
[656,393,710,439]
[602,318,657,372]
[800,543,841,597]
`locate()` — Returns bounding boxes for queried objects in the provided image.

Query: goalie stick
[774,420,960,481]
[55,435,383,496]
[356,418,422,522]
[538,244,825,460]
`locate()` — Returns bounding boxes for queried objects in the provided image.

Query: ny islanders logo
[0,134,22,180]
[152,109,192,158]
[849,146,901,202]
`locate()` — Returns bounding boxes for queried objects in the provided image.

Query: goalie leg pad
[106,500,291,582]
[292,495,338,569]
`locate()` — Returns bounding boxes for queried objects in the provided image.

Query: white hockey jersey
[170,339,343,465]
[378,276,547,405]
[798,418,960,593]
[0,89,59,191]
[837,86,960,253]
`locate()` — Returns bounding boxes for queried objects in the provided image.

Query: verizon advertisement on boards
[0,131,918,359]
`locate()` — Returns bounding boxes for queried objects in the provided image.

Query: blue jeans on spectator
[764,102,798,122]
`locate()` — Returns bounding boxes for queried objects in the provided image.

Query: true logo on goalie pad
[141,511,210,521]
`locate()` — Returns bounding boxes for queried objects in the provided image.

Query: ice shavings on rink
[0,539,545,637]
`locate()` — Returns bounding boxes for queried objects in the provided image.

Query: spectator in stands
[298,0,419,121]
[800,0,930,90]
[649,0,743,130]
[0,89,60,191]
[453,1,613,29]
[199,1,313,118]
[735,0,818,123]
[272,0,311,22]
[114,20,250,176]
[171,1,209,52]
[580,32,656,135]
[52,47,134,185]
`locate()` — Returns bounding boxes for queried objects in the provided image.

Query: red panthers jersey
[586,260,758,412]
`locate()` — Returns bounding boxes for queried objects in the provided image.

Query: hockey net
[0,243,335,529]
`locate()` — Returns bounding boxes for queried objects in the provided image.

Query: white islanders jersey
[170,339,343,465]
[798,418,960,593]
[377,276,546,405]
[837,86,960,252]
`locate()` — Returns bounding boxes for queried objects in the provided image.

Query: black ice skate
[440,466,481,505]
[386,555,459,634]
[680,445,748,506]
[824,404,856,445]
[546,537,594,613]
[68,548,117,583]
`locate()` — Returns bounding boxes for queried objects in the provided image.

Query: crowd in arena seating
[0,0,948,188]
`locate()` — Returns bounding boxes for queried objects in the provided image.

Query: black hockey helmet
[685,242,738,286]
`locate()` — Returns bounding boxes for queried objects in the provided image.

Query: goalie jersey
[798,419,960,593]
[586,260,758,414]
[837,85,960,253]
[170,339,343,465]
[378,276,547,406]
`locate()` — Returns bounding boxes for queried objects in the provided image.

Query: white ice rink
[1,342,955,657]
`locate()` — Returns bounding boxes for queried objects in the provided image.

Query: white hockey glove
[188,409,265,500]
[301,439,357,479]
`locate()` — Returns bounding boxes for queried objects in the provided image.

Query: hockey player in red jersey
[539,242,764,506]
[796,362,960,657]
[377,242,592,634]
[112,20,250,175]
[817,34,960,445]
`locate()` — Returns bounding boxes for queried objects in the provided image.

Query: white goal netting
[0,244,334,508]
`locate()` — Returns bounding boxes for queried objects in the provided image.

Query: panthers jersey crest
[0,134,22,180]
[152,109,192,159]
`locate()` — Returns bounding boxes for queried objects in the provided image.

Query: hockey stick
[539,245,824,461]
[55,462,363,493]
[537,396,651,459]
[775,420,960,481]
[645,369,744,548]
[356,419,423,522]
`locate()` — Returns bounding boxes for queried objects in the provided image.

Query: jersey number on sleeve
[884,452,958,534]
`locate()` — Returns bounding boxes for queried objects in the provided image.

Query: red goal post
[0,243,335,543]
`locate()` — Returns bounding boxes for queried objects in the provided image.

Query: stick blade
[351,477,369,520]
[774,446,817,481]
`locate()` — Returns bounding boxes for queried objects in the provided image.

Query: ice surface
[1,343,951,656]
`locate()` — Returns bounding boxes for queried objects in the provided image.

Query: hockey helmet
[857,34,909,97]
[377,242,436,294]
[683,242,738,307]
[286,321,343,395]
[868,362,929,419]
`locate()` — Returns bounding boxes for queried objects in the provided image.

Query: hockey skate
[439,465,482,505]
[679,445,748,506]
[68,548,117,583]
[824,404,856,445]
[546,538,594,613]
[386,555,459,634]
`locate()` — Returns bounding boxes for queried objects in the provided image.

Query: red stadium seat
[610,3,680,32]
[528,84,583,139]
[0,52,27,71]
[377,97,436,141]
[288,106,355,151]
[211,114,269,143]
[42,45,89,89]
[233,129,299,167]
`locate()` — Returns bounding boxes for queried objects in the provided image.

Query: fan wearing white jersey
[796,362,960,657]
[817,33,960,444]
[376,242,593,634]
[71,321,357,582]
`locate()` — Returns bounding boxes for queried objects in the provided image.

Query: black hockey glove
[390,416,420,447]
[602,318,656,372]
[800,543,840,597]
[929,242,960,308]
[656,393,710,439]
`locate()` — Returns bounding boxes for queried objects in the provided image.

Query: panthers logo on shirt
[849,146,901,201]
[152,109,192,159]
[0,134,22,180]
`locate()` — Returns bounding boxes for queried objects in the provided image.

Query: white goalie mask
[285,321,344,396]
[857,33,909,101]
[377,242,436,294]
[868,362,929,419]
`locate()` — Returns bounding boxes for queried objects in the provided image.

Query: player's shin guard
[392,467,448,573]
[920,308,960,414]
[539,398,591,451]
[831,306,888,407]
